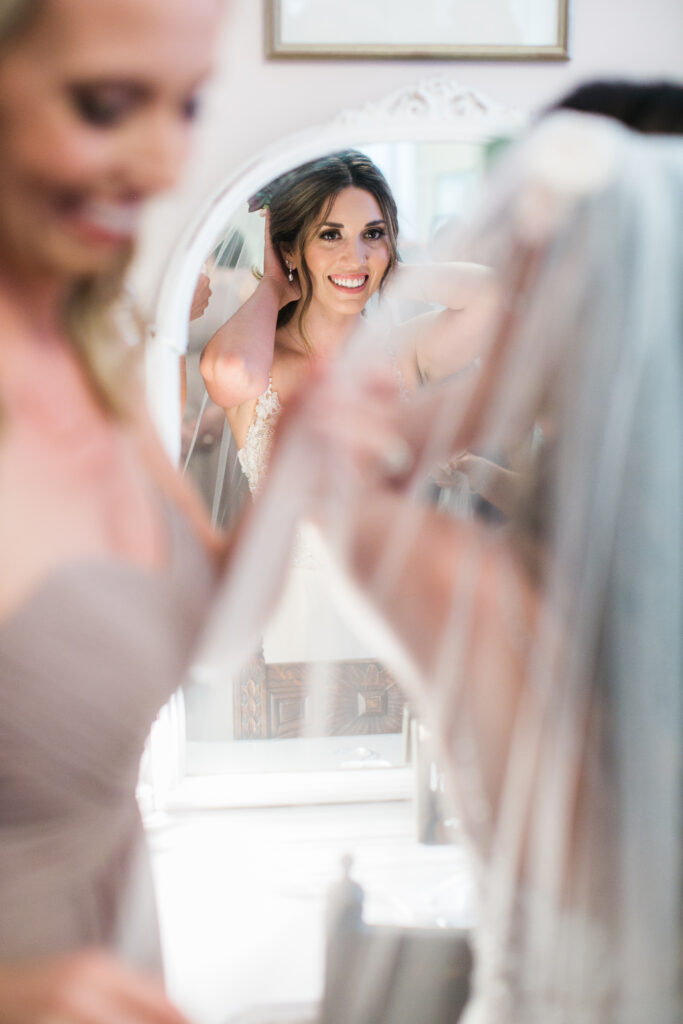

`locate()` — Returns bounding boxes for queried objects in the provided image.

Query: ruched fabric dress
[0,498,216,969]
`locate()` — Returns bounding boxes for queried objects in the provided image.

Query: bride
[198,149,496,500]
[193,150,498,672]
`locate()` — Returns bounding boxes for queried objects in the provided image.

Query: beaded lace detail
[237,378,281,496]
[237,379,323,571]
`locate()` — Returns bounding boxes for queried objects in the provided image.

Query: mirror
[146,79,524,804]
[183,138,488,520]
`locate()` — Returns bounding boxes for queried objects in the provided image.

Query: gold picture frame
[266,0,570,61]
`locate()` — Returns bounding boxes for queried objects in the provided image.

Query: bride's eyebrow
[318,219,387,228]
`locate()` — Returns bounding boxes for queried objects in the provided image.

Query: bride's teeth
[331,276,366,288]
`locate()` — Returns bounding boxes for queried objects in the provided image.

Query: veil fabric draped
[183,224,260,530]
[189,114,683,1022]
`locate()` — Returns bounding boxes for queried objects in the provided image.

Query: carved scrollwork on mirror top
[334,75,525,135]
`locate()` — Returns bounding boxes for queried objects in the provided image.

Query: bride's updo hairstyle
[252,150,399,353]
[0,0,142,419]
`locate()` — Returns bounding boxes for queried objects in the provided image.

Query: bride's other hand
[189,271,212,321]
[0,950,191,1024]
[272,362,413,494]
[273,361,486,502]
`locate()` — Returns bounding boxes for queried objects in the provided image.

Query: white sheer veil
[190,113,683,1022]
[183,224,259,529]
[438,112,683,1022]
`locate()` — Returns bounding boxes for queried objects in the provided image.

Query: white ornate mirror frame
[146,77,525,460]
[142,78,526,811]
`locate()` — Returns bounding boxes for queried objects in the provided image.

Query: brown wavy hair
[262,150,400,354]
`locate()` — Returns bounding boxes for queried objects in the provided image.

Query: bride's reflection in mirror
[201,149,494,439]
[181,142,500,770]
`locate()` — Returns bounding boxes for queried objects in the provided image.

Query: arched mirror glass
[145,79,524,801]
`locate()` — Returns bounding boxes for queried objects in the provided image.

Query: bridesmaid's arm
[338,483,538,817]
[0,950,190,1024]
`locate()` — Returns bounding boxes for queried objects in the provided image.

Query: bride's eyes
[317,227,387,242]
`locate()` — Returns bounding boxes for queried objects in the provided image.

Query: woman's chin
[331,300,367,319]
[323,285,376,317]
[16,233,134,284]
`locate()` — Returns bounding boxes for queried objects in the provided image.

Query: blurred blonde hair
[0,0,143,419]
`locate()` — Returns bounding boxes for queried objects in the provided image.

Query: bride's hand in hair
[261,210,301,308]
[0,951,190,1024]
[200,209,301,409]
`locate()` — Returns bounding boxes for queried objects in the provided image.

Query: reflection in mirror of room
[181,139,493,771]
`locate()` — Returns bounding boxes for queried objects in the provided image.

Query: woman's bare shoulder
[271,333,309,397]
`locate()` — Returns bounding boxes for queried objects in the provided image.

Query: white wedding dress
[237,379,393,665]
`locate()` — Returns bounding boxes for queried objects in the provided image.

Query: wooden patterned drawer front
[235,654,404,740]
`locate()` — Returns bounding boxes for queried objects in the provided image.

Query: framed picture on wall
[266,0,570,61]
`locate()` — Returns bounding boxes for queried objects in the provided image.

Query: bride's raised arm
[386,260,498,389]
[199,212,299,411]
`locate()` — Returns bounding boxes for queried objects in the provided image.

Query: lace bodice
[237,378,281,496]
[235,379,318,574]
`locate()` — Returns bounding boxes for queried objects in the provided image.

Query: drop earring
[287,262,294,283]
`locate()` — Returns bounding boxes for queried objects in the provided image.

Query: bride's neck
[295,301,361,358]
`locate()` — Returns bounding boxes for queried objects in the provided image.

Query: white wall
[200,0,683,184]
[135,0,683,308]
